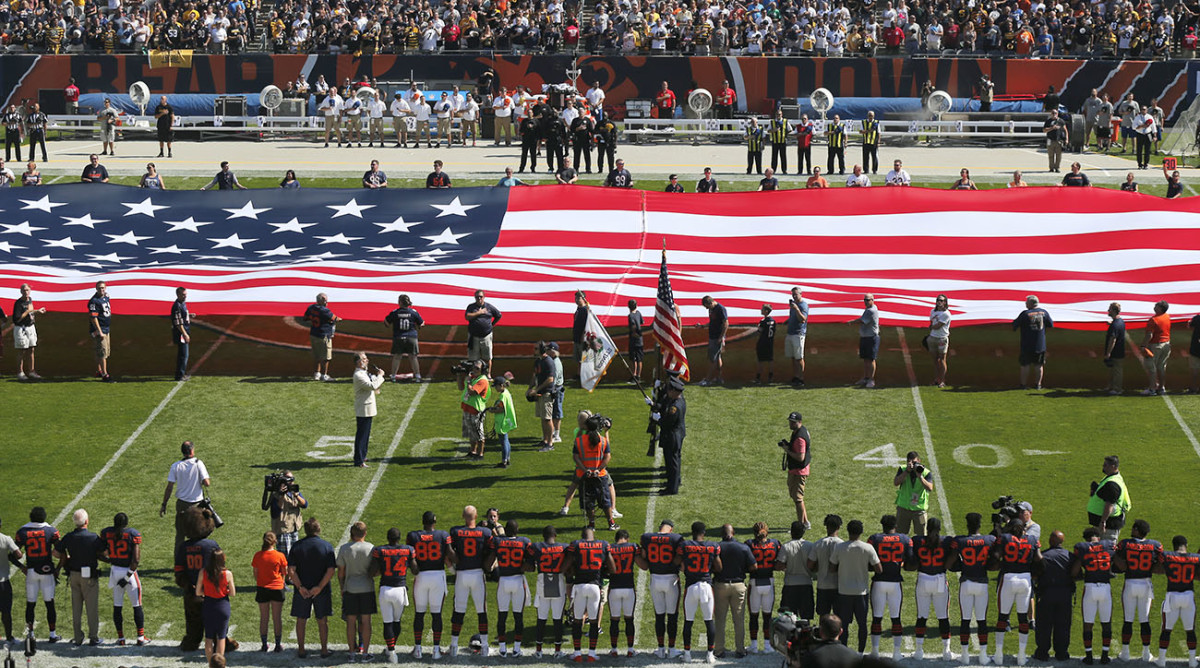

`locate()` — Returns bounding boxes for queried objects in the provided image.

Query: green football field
[4,309,1200,666]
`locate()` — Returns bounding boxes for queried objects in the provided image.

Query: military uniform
[654,380,686,495]
[570,115,594,173]
[519,116,540,173]
[595,119,618,175]
[544,115,567,173]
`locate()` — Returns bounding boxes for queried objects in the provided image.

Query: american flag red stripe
[652,249,690,381]
[2,185,1199,330]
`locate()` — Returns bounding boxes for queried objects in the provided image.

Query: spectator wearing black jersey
[426,160,451,189]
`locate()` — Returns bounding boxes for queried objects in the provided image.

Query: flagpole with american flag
[653,243,690,381]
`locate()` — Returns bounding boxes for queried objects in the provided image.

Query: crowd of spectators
[2,0,1199,57]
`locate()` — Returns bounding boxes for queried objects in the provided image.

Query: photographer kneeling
[801,614,860,668]
[573,414,619,531]
[262,471,307,557]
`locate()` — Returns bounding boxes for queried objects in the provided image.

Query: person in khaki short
[303,293,341,382]
[1140,300,1171,396]
[492,87,514,146]
[389,91,410,148]
[342,93,363,148]
[366,90,385,148]
[87,280,112,382]
[319,86,344,147]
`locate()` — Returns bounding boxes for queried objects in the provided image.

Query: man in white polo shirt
[159,440,211,549]
[492,87,513,146]
[389,91,411,148]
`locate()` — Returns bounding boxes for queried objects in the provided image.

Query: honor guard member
[651,378,686,495]
[98,513,147,646]
[745,117,765,175]
[406,511,453,659]
[988,520,1041,666]
[544,113,568,173]
[570,114,594,173]
[369,528,415,662]
[867,515,912,661]
[608,530,639,656]
[595,116,618,174]
[638,520,684,657]
[907,517,953,661]
[487,521,531,658]
[448,506,492,657]
[768,109,790,174]
[714,524,755,658]
[746,522,781,653]
[947,513,996,664]
[1071,527,1117,664]
[861,111,881,174]
[678,522,721,664]
[17,507,60,642]
[518,114,540,173]
[1034,531,1076,662]
[1156,535,1200,668]
[530,526,568,657]
[1088,455,1130,542]
[1115,519,1163,661]
[826,114,847,175]
[565,527,612,662]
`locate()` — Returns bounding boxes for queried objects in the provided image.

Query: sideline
[339,326,456,545]
[632,448,665,637]
[51,328,233,526]
[895,327,955,535]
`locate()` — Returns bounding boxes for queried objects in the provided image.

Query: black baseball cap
[788,411,802,422]
[547,341,560,350]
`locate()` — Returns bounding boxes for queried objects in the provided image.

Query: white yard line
[53,320,237,525]
[895,327,955,535]
[1125,334,1200,459]
[632,448,665,636]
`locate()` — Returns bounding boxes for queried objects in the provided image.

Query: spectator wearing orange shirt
[805,166,829,189]
[1141,300,1171,395]
[251,532,290,652]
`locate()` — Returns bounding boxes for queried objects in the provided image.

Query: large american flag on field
[1,184,1198,328]
[653,249,690,380]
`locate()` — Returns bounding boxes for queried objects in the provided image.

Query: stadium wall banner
[0,55,1193,121]
[0,184,1195,330]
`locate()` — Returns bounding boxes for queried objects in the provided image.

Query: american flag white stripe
[653,249,690,380]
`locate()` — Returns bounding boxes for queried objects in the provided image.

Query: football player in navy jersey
[369,528,415,662]
[98,513,147,646]
[1071,527,1117,664]
[948,512,996,664]
[607,530,639,656]
[15,507,60,643]
[406,511,453,659]
[530,526,568,657]
[487,521,532,657]
[746,522,781,653]
[867,514,912,660]
[448,505,492,657]
[638,520,685,657]
[988,520,1041,666]
[1115,519,1163,661]
[907,517,953,660]
[566,526,612,661]
[1156,534,1199,668]
[678,521,721,664]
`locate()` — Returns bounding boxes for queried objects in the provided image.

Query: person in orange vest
[573,414,618,531]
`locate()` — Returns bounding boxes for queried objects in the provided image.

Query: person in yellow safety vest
[489,374,517,469]
[768,109,790,174]
[745,117,765,175]
[826,114,846,175]
[459,359,491,459]
[1087,455,1131,541]
[573,414,618,531]
[861,110,881,175]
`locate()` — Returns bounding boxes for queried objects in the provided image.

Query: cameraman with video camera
[800,614,860,668]
[262,470,307,557]
[893,451,934,537]
[457,359,491,459]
